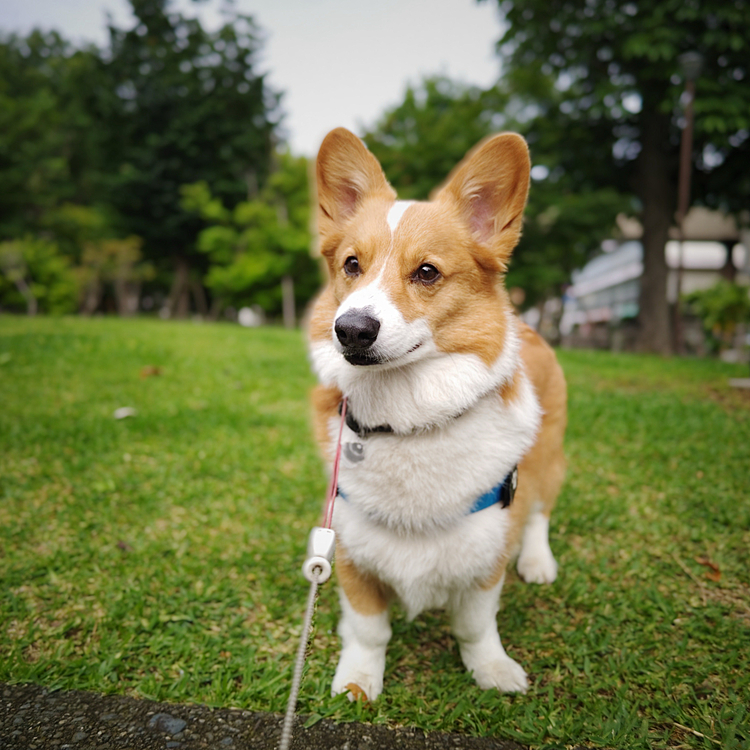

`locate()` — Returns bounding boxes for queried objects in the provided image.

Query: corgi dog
[308,128,567,701]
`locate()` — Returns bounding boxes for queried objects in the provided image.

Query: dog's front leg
[332,552,392,701]
[449,578,528,693]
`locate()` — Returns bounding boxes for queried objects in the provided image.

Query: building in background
[558,208,749,351]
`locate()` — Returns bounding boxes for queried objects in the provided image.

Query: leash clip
[302,526,336,584]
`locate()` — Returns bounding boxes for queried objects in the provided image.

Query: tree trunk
[15,276,38,317]
[281,275,295,329]
[548,294,564,348]
[80,279,103,316]
[720,241,737,282]
[167,257,191,319]
[208,297,222,321]
[635,106,674,355]
[190,279,209,317]
[114,279,140,316]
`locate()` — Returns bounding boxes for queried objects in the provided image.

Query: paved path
[1,683,525,750]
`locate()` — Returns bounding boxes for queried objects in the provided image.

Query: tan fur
[516,323,568,519]
[374,202,511,366]
[434,133,530,269]
[336,543,393,616]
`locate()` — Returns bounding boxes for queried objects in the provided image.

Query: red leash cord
[300,396,347,583]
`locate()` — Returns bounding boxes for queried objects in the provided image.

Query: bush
[685,279,750,353]
[0,237,78,315]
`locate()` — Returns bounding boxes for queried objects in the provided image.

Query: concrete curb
[1,683,525,750]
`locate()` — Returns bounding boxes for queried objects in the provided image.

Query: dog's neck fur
[310,315,523,435]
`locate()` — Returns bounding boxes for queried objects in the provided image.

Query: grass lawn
[1,315,749,749]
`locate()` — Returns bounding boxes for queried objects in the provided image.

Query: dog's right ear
[316,128,395,254]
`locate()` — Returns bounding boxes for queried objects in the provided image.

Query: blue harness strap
[338,466,518,515]
[468,466,518,514]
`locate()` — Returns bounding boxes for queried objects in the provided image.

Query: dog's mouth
[343,350,382,366]
[343,342,422,367]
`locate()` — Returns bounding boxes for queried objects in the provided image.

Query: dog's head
[309,127,530,374]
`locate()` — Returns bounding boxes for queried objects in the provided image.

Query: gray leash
[278,528,337,750]
[278,572,320,750]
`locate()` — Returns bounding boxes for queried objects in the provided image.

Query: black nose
[335,309,381,349]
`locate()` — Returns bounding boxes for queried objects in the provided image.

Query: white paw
[331,644,385,701]
[517,548,558,584]
[331,667,383,702]
[472,656,529,693]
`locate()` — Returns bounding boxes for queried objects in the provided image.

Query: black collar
[340,400,475,439]
[340,401,394,438]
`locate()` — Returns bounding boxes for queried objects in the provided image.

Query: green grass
[1,315,749,749]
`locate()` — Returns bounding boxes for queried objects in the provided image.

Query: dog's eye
[413,264,441,285]
[344,256,361,277]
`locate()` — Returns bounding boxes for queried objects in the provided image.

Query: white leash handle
[301,527,336,584]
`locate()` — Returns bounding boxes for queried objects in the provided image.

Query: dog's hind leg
[517,507,559,584]
[331,549,392,701]
[515,330,567,585]
[515,435,566,584]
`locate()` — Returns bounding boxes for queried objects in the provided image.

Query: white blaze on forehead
[386,200,416,232]
[327,199,428,366]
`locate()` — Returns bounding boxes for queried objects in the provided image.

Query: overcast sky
[4,0,505,156]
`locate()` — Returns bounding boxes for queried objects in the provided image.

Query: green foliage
[685,280,750,352]
[362,76,631,309]
[486,0,750,351]
[0,238,78,314]
[77,236,156,315]
[364,77,509,200]
[0,31,103,239]
[513,186,631,308]
[493,0,750,196]
[181,152,319,316]
[1,317,749,749]
[43,203,119,262]
[98,0,279,271]
[0,0,280,317]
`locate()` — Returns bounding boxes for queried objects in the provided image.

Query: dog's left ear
[436,133,530,267]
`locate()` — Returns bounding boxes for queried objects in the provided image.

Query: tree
[0,5,284,319]
[77,236,154,316]
[685,280,750,354]
[485,0,750,353]
[512,184,628,334]
[364,77,509,199]
[97,0,280,316]
[180,152,319,322]
[362,76,630,332]
[0,237,78,315]
[0,31,103,239]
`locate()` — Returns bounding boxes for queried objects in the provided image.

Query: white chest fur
[330,373,540,619]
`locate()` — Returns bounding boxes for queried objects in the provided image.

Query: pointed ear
[316,128,395,249]
[436,133,530,266]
